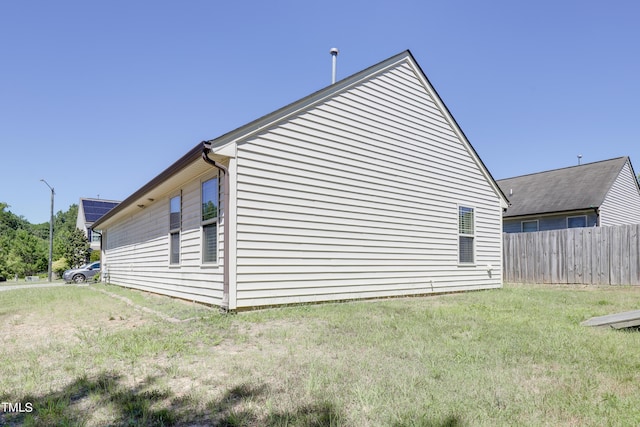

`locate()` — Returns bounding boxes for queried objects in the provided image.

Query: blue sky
[1,1,639,224]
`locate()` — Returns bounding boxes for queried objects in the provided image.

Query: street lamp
[40,179,54,282]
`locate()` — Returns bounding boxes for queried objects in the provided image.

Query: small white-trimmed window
[169,194,181,265]
[522,220,539,232]
[458,206,475,264]
[567,215,587,228]
[202,174,219,264]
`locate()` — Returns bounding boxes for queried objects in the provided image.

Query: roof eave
[95,49,510,226]
[94,53,416,230]
[404,50,509,209]
[92,144,204,229]
[504,207,599,219]
[204,50,415,150]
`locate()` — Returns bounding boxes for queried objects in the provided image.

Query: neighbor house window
[567,215,587,228]
[458,206,475,264]
[202,175,219,264]
[522,220,539,232]
[169,194,181,264]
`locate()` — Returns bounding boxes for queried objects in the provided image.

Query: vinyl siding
[599,162,640,226]
[503,213,597,233]
[233,61,503,308]
[103,176,224,305]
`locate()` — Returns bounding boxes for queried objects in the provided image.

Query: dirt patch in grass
[3,284,640,426]
[5,308,148,339]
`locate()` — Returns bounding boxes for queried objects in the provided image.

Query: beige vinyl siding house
[93,50,508,310]
[99,162,226,305]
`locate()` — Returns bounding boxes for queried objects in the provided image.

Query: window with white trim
[567,215,587,228]
[522,220,539,232]
[458,206,475,264]
[202,175,219,264]
[169,194,181,264]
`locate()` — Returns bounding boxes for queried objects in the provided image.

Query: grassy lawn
[0,278,65,286]
[1,283,640,426]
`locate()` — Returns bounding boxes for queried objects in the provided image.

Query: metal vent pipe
[330,48,339,84]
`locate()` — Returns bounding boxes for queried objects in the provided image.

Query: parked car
[63,262,100,283]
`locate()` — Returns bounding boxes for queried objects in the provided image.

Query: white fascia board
[209,140,237,158]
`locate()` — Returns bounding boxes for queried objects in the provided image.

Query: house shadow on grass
[1,371,344,426]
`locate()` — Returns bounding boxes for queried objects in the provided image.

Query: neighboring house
[92,50,508,311]
[497,156,640,233]
[76,198,120,251]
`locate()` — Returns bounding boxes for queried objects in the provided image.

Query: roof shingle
[497,157,628,218]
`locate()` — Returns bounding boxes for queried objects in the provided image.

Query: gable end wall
[233,60,504,308]
[599,162,640,226]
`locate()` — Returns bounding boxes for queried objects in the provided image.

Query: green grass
[2,283,640,426]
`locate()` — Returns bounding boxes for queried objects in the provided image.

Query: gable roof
[80,198,119,224]
[204,50,508,207]
[94,50,507,228]
[497,157,631,218]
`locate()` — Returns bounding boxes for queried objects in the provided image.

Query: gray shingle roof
[497,157,629,218]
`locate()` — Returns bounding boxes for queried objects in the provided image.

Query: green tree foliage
[52,204,79,259]
[90,250,101,262]
[58,228,90,268]
[0,202,89,278]
[0,202,31,235]
[52,258,70,277]
[30,221,50,241]
[0,203,40,278]
[6,229,47,276]
[55,204,78,234]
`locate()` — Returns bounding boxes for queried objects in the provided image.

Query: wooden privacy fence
[503,224,640,285]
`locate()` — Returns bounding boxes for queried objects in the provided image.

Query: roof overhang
[93,143,229,229]
[504,207,598,220]
[202,50,509,210]
[95,50,510,227]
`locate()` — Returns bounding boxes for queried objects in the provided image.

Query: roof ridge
[81,198,120,202]
[497,156,628,182]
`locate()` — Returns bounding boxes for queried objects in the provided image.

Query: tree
[0,203,39,278]
[0,233,11,278]
[57,228,90,268]
[53,204,80,261]
[0,201,88,277]
[55,204,78,235]
[30,222,50,241]
[52,258,69,278]
[6,229,47,276]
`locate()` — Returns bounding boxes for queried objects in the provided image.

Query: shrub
[53,258,69,277]
[89,250,101,263]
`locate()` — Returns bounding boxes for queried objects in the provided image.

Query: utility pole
[40,179,54,282]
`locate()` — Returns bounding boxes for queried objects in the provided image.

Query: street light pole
[40,179,54,282]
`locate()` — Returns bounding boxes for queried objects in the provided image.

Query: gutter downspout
[202,142,230,311]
